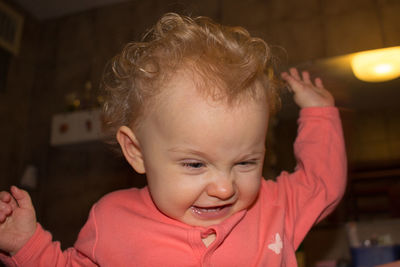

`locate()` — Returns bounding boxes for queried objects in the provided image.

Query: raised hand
[0,186,37,255]
[281,68,334,108]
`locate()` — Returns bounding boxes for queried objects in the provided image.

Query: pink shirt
[1,107,347,266]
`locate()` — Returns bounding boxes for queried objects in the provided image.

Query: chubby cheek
[237,175,261,206]
[148,175,205,219]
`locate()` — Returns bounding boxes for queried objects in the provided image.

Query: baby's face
[136,72,269,227]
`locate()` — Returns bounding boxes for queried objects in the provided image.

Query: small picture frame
[0,1,24,55]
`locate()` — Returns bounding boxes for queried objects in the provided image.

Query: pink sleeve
[0,206,99,267]
[277,107,347,249]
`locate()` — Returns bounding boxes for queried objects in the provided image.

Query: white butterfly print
[268,233,283,255]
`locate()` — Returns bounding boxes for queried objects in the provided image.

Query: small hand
[281,68,334,108]
[0,186,37,255]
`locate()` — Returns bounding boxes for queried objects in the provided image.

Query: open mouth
[190,204,232,219]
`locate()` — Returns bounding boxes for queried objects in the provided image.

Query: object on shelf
[20,164,38,189]
[50,109,104,146]
[351,246,400,267]
[345,221,400,267]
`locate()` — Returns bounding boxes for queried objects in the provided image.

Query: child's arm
[0,187,97,266]
[279,68,347,247]
[0,186,37,256]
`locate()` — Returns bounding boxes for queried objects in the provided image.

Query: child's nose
[206,173,236,200]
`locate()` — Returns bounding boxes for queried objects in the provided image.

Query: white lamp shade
[351,47,400,82]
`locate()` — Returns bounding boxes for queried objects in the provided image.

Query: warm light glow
[351,46,400,82]
[374,63,392,74]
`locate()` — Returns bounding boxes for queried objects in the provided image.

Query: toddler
[0,13,346,266]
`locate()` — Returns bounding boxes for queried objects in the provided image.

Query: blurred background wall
[0,0,399,265]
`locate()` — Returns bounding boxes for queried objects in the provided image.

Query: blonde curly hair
[102,13,280,146]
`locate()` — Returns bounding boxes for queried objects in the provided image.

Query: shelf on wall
[50,109,104,146]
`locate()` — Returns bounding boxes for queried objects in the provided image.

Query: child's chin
[185,218,226,228]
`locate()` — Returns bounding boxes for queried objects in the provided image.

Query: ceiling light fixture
[351,46,400,82]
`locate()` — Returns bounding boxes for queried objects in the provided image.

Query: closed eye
[182,162,205,169]
[235,160,260,171]
[236,161,257,166]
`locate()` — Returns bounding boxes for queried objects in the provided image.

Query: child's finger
[0,202,12,222]
[281,73,305,94]
[0,191,11,202]
[1,189,17,210]
[302,71,312,85]
[0,191,17,210]
[10,186,33,210]
[281,72,293,92]
[289,68,301,81]
[314,77,324,89]
[281,72,295,85]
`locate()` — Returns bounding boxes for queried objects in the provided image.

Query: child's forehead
[151,82,266,131]
[135,69,269,141]
[157,68,268,109]
[133,67,269,134]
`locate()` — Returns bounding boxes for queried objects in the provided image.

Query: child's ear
[116,126,146,174]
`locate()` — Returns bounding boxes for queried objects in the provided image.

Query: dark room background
[1,0,400,265]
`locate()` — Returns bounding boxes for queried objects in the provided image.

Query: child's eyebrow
[167,147,208,158]
[167,147,266,159]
